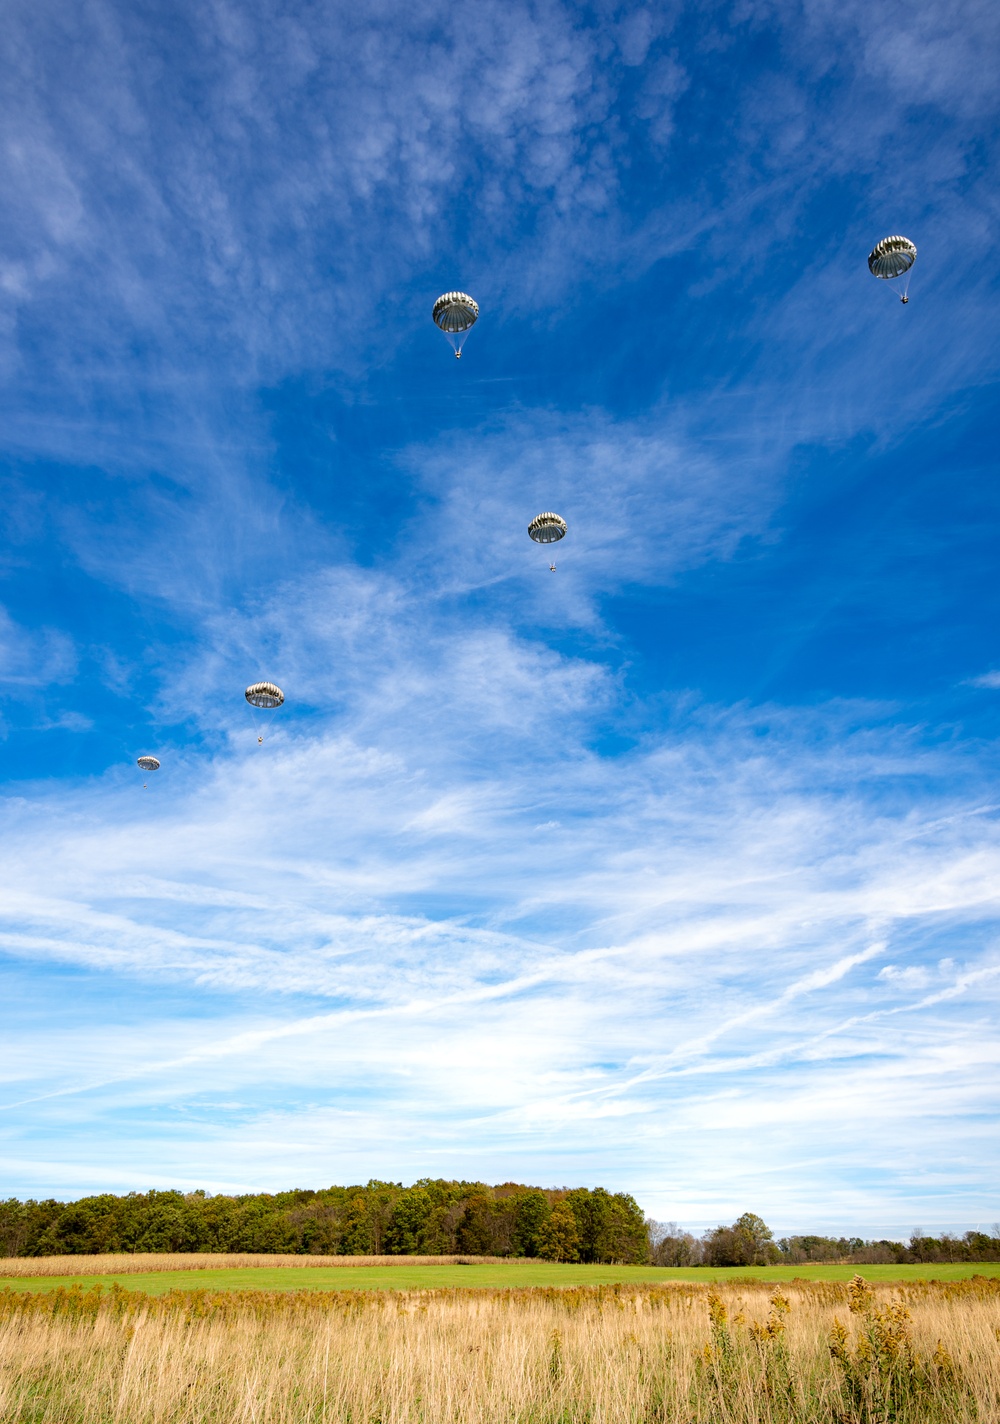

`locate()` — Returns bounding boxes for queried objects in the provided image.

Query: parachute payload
[245,682,284,744]
[868,236,916,302]
[432,291,479,357]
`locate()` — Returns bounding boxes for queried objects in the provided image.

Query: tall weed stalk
[828,1274,976,1423]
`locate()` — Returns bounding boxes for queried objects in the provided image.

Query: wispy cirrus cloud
[0,0,997,1229]
[1,563,1000,1217]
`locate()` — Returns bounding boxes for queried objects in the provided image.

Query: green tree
[704,1211,780,1266]
[0,1199,34,1258]
[536,1200,580,1261]
[341,1190,376,1253]
[364,1181,402,1255]
[417,1200,466,1254]
[512,1190,551,1257]
[456,1193,507,1255]
[564,1188,649,1264]
[384,1188,433,1254]
[649,1220,702,1266]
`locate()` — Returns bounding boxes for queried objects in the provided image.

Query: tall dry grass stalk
[0,1277,997,1423]
[0,1254,508,1278]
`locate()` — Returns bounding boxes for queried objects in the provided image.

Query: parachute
[528,513,567,571]
[432,291,479,358]
[245,682,284,709]
[245,682,284,744]
[136,754,160,789]
[528,512,567,545]
[868,236,916,302]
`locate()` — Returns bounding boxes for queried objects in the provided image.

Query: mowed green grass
[4,1260,1000,1296]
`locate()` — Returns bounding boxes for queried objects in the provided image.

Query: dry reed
[0,1276,997,1422]
[0,1254,508,1278]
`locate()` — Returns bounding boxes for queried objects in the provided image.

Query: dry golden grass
[0,1277,997,1422]
[0,1253,505,1278]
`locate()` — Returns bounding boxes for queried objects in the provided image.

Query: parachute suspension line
[246,701,262,743]
[447,328,470,358]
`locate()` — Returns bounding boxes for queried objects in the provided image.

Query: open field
[0,1253,506,1278]
[0,1277,997,1422]
[2,1257,1000,1295]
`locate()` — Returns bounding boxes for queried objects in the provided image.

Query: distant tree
[777,1235,858,1263]
[536,1201,580,1261]
[846,1239,910,1265]
[456,1194,506,1255]
[0,1199,33,1258]
[564,1188,648,1264]
[512,1190,551,1258]
[964,1231,1000,1263]
[648,1220,702,1266]
[417,1199,467,1254]
[340,1191,375,1254]
[364,1181,402,1255]
[908,1232,945,1263]
[703,1212,780,1267]
[384,1188,432,1255]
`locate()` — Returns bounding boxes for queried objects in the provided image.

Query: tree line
[2,1184,996,1265]
[0,1181,647,1261]
[650,1215,1000,1266]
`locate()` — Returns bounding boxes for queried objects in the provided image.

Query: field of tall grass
[0,1275,996,1422]
[0,1254,499,1278]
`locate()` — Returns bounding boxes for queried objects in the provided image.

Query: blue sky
[0,0,998,1236]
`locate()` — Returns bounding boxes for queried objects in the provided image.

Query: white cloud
[0,0,997,1228]
[0,0,992,427]
[878,964,931,988]
[0,0,638,387]
[0,607,76,687]
[1,553,999,1215]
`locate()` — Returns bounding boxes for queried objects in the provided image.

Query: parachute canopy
[868,235,916,280]
[245,682,284,710]
[432,291,479,334]
[136,756,160,772]
[528,512,567,545]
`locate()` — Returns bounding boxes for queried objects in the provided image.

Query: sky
[0,0,998,1237]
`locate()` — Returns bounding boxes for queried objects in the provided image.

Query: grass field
[0,1275,996,1422]
[0,1252,505,1277]
[3,1258,999,1295]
